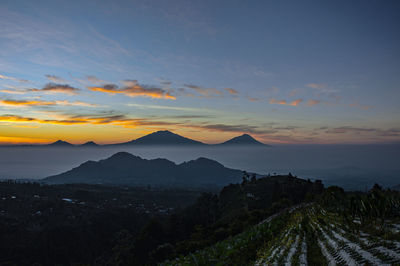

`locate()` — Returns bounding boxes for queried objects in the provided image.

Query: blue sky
[0,0,399,144]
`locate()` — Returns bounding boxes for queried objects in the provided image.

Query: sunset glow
[0,1,399,145]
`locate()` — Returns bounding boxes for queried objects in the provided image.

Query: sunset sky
[0,0,399,144]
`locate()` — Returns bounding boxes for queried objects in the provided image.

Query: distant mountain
[47,140,74,147]
[113,130,206,146]
[219,134,267,146]
[78,141,99,147]
[3,130,270,147]
[43,152,244,187]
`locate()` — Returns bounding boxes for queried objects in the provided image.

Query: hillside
[163,185,400,265]
[43,152,243,187]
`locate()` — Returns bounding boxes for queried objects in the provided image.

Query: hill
[43,152,243,187]
[219,134,267,146]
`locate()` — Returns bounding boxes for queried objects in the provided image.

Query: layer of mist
[0,144,399,190]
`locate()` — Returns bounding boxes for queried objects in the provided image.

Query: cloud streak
[306,99,320,106]
[45,75,66,83]
[0,74,28,83]
[30,83,80,95]
[0,99,98,107]
[270,98,303,106]
[90,80,176,99]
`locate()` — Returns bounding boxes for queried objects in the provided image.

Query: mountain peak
[79,141,98,146]
[49,140,73,146]
[109,151,138,159]
[220,134,267,146]
[123,130,205,146]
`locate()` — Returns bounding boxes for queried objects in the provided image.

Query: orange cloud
[0,99,54,106]
[90,80,176,99]
[289,99,303,106]
[270,99,287,105]
[0,99,98,107]
[0,89,26,95]
[248,97,261,102]
[270,98,302,106]
[224,88,238,95]
[306,83,325,89]
[306,99,320,106]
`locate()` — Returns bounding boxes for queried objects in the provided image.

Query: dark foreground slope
[167,185,400,265]
[0,174,324,265]
[43,152,243,187]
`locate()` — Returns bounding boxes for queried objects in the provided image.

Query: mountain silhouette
[43,152,243,187]
[78,141,99,147]
[219,134,267,146]
[47,140,74,147]
[112,130,206,146]
[3,130,270,147]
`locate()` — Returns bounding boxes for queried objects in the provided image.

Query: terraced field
[163,204,400,265]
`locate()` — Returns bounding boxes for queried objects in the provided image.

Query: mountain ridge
[1,130,269,147]
[43,152,245,187]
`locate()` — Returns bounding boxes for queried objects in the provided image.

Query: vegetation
[2,173,398,265]
[165,184,400,265]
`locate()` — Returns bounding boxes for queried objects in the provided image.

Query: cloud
[0,114,127,126]
[269,98,303,106]
[184,84,223,98]
[0,99,54,106]
[0,74,28,83]
[224,88,238,95]
[90,80,176,99]
[0,112,269,135]
[349,102,373,110]
[54,100,98,107]
[0,89,26,95]
[306,83,325,89]
[325,126,378,134]
[306,99,320,106]
[0,99,98,107]
[86,75,105,84]
[45,75,66,83]
[126,103,205,112]
[30,83,80,95]
[247,96,261,102]
[269,99,287,105]
[290,99,303,106]
[322,126,400,137]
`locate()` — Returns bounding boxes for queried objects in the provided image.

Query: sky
[0,0,399,144]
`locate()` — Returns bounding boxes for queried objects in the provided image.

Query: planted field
[163,203,400,265]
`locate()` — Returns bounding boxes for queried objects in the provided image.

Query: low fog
[1,144,399,190]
